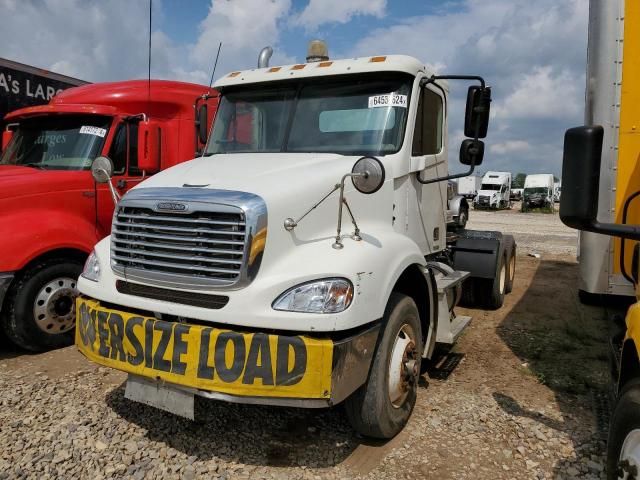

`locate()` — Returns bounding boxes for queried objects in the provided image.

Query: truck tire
[345,293,422,439]
[2,259,82,351]
[478,252,507,310]
[457,206,468,230]
[607,380,640,480]
[504,238,516,294]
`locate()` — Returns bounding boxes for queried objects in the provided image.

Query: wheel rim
[618,429,640,479]
[499,260,506,294]
[388,324,418,408]
[509,255,516,282]
[33,277,78,334]
[459,211,467,227]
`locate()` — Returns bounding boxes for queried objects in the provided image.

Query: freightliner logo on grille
[156,202,188,212]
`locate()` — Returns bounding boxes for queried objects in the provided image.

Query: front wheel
[607,382,640,479]
[345,293,422,439]
[2,259,82,351]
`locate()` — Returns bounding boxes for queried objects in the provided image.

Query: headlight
[273,278,354,314]
[81,250,101,282]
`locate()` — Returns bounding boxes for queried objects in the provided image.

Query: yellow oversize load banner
[76,298,333,399]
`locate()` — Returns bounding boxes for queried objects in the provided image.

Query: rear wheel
[478,253,507,310]
[2,259,82,351]
[345,293,422,439]
[457,206,468,230]
[505,241,516,294]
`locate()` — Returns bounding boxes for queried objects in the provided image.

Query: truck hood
[0,165,91,200]
[132,153,360,206]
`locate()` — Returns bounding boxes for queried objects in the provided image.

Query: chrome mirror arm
[283,184,340,231]
[333,171,367,249]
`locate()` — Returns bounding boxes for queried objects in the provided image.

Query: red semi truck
[0,80,217,351]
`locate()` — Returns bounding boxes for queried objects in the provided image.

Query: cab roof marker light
[291,64,306,70]
[318,61,333,68]
[268,67,282,73]
[228,72,241,78]
[370,56,387,63]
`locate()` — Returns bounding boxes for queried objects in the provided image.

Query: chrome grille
[110,187,267,290]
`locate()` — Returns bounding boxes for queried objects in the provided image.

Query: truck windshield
[207,73,412,156]
[524,187,548,194]
[481,184,501,191]
[0,115,111,170]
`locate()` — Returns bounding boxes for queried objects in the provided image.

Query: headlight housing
[81,250,101,282]
[273,278,354,314]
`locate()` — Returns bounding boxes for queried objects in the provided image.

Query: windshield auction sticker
[79,126,107,137]
[368,93,408,108]
[76,297,333,399]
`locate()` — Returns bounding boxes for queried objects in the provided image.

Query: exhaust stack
[258,46,273,68]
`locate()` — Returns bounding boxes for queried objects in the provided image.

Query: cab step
[427,265,472,345]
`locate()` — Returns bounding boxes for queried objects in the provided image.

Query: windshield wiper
[21,163,45,170]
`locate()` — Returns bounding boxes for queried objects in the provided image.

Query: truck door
[95,122,144,238]
[409,83,446,252]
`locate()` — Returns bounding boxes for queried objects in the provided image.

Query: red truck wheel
[2,259,82,351]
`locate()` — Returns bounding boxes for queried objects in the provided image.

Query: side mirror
[459,139,484,166]
[559,126,603,230]
[197,105,208,144]
[138,121,161,174]
[1,129,14,150]
[464,86,491,139]
[91,156,114,183]
[351,156,385,194]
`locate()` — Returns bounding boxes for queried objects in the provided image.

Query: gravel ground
[467,202,578,257]
[0,210,608,479]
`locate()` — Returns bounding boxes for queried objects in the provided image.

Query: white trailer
[474,171,511,209]
[75,45,517,439]
[522,174,554,211]
[456,175,481,199]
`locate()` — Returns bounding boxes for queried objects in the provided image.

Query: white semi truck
[474,171,512,209]
[522,173,555,212]
[74,45,516,439]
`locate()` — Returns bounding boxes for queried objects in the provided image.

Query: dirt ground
[0,209,612,479]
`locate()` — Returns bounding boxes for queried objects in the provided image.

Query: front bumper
[0,272,14,308]
[76,296,379,407]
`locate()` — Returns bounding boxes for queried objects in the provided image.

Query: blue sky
[0,0,588,176]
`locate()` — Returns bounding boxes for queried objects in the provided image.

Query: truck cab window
[412,87,443,156]
[108,124,127,175]
[108,123,139,175]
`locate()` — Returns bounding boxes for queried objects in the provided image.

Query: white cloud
[490,140,531,155]
[491,66,582,120]
[191,0,294,80]
[0,0,293,84]
[295,0,386,30]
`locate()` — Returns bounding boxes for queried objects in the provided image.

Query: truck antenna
[147,0,153,114]
[200,42,223,158]
[209,42,223,88]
